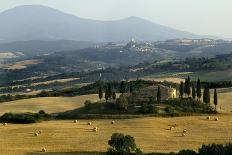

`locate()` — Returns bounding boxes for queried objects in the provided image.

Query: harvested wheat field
[0,94,99,115]
[1,115,232,155]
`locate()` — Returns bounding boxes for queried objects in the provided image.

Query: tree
[112,91,116,100]
[108,83,112,99]
[157,86,161,104]
[203,87,210,104]
[184,76,191,97]
[116,95,128,110]
[129,82,133,94]
[120,81,126,94]
[105,87,109,102]
[179,81,184,98]
[197,78,202,100]
[98,87,103,100]
[107,133,141,155]
[192,85,196,99]
[214,88,218,111]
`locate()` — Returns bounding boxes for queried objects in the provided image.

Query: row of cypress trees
[179,77,218,110]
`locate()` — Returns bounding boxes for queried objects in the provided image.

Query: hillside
[0,5,200,43]
[0,40,95,57]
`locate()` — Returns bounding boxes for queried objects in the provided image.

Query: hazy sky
[0,0,231,38]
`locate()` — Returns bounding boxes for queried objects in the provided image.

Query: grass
[0,94,99,115]
[0,90,232,155]
[1,115,232,155]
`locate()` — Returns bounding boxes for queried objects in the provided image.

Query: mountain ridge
[0,5,202,43]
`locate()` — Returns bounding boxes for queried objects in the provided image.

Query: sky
[0,0,231,38]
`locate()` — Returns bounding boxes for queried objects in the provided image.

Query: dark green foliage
[214,89,218,111]
[177,150,197,155]
[84,100,92,110]
[192,85,196,99]
[179,82,184,98]
[105,87,109,102]
[112,92,116,100]
[184,76,191,97]
[130,82,134,93]
[120,81,126,94]
[108,83,112,98]
[197,78,202,100]
[157,86,161,104]
[198,143,232,155]
[107,133,141,155]
[148,97,155,105]
[0,111,51,124]
[99,86,103,100]
[164,106,175,114]
[203,87,210,104]
[164,98,214,114]
[116,95,128,110]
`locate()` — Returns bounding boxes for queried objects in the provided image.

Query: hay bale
[93,127,98,132]
[34,133,39,137]
[74,120,78,123]
[88,122,92,125]
[41,148,46,152]
[182,133,187,137]
[111,121,115,124]
[206,116,211,120]
[3,123,7,126]
[170,126,174,130]
[183,130,187,133]
[215,117,219,121]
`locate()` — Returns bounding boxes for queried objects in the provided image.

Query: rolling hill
[0,5,201,43]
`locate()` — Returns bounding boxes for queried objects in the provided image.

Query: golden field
[0,94,99,115]
[0,91,231,155]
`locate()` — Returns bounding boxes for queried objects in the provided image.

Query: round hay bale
[74,120,78,123]
[182,133,186,137]
[215,117,219,121]
[93,127,98,132]
[3,123,7,126]
[183,130,187,133]
[88,122,92,125]
[34,133,39,137]
[206,116,211,120]
[41,148,46,152]
[111,121,115,124]
[170,126,174,130]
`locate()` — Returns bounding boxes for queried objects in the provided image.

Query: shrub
[0,111,51,124]
[107,133,141,155]
[178,149,197,155]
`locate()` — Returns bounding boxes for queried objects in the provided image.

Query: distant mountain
[0,5,201,43]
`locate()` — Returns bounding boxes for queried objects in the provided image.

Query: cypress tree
[214,88,218,111]
[129,82,133,93]
[179,81,184,98]
[98,86,103,100]
[192,85,196,99]
[105,87,109,102]
[203,87,210,104]
[206,88,210,104]
[108,83,112,98]
[197,78,201,100]
[157,86,161,104]
[120,81,126,94]
[186,76,191,97]
[112,91,116,100]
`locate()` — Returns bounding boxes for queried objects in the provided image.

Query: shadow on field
[27,151,105,155]
[27,151,169,155]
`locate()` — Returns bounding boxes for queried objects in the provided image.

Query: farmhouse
[135,85,176,102]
